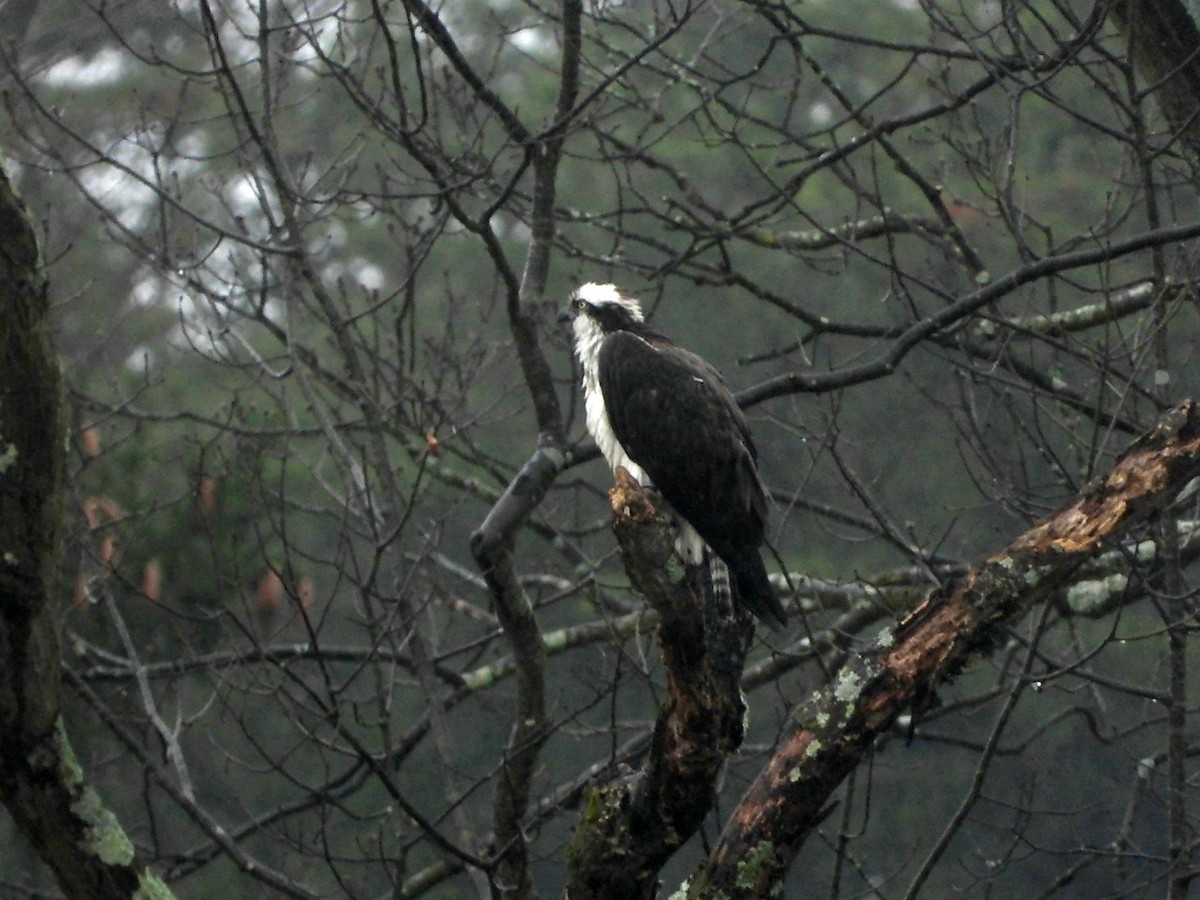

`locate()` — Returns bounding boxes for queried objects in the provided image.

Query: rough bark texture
[684,400,1200,898]
[566,468,753,900]
[0,165,174,898]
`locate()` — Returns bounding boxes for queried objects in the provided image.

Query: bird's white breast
[572,317,704,563]
[573,317,648,485]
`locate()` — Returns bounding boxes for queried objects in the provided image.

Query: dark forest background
[2,1,1200,897]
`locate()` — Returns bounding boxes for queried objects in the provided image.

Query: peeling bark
[685,401,1200,898]
[0,165,174,898]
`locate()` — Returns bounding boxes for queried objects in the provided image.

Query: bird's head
[558,283,645,344]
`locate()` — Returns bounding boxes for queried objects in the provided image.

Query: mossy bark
[566,469,753,900]
[685,401,1200,898]
[0,164,174,899]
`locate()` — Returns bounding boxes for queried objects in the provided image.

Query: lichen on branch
[685,400,1200,898]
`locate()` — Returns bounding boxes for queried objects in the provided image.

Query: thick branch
[978,278,1195,339]
[0,166,173,897]
[688,400,1200,898]
[566,469,753,900]
[472,10,586,892]
[739,211,946,251]
[480,549,548,900]
[471,446,566,562]
[513,0,582,442]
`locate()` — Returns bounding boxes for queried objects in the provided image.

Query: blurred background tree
[2,0,1200,896]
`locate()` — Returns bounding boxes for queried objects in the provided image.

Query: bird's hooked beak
[556,304,576,326]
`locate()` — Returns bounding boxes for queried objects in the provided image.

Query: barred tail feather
[707,554,733,616]
[722,546,787,632]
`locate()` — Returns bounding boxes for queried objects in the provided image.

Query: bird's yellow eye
[574,298,586,310]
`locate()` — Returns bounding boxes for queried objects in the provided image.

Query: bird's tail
[722,546,787,632]
[707,554,734,618]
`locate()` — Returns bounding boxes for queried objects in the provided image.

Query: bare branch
[742,218,1200,404]
[689,401,1200,897]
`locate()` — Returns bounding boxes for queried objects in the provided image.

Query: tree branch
[480,548,548,899]
[1109,0,1200,160]
[738,211,947,251]
[566,469,753,899]
[686,400,1200,897]
[513,0,582,442]
[741,218,1200,404]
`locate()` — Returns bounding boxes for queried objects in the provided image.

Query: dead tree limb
[566,469,754,900]
[685,400,1200,898]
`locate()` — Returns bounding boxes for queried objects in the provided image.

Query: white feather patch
[572,311,648,484]
[574,282,644,320]
[571,283,703,564]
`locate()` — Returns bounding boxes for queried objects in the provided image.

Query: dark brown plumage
[562,283,786,630]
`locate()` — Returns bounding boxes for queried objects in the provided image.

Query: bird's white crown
[574,282,644,321]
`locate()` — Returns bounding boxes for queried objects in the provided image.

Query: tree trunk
[0,164,174,898]
[1109,0,1200,160]
[566,469,753,900]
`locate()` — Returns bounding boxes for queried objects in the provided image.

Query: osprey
[560,282,787,630]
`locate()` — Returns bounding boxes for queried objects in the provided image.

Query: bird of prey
[560,282,787,630]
